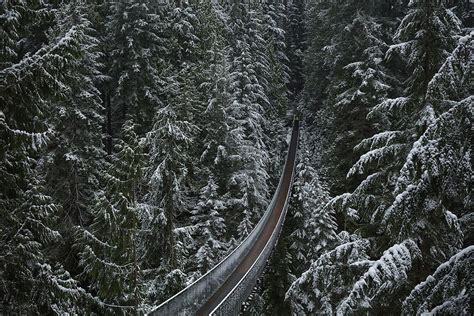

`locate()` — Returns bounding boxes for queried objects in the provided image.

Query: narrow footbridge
[149,119,300,316]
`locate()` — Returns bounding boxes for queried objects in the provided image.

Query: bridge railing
[148,120,299,316]
[209,123,299,316]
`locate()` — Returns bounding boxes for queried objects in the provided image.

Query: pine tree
[196,0,233,193]
[166,0,200,67]
[226,1,270,239]
[389,0,461,98]
[107,0,165,135]
[426,30,473,111]
[288,150,335,270]
[329,11,395,194]
[293,2,471,314]
[287,232,373,315]
[346,0,464,261]
[402,246,473,315]
[378,97,471,263]
[0,1,91,312]
[337,0,461,233]
[285,0,306,99]
[84,0,117,154]
[146,99,198,269]
[76,120,144,309]
[261,234,293,315]
[303,0,401,196]
[337,240,421,314]
[260,0,291,193]
[190,177,226,274]
[236,181,262,238]
[262,0,289,118]
[144,98,198,303]
[304,0,348,110]
[199,46,233,194]
[140,0,205,302]
[45,0,106,233]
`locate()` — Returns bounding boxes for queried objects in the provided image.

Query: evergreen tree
[45,1,106,235]
[107,0,165,135]
[260,0,291,193]
[0,0,91,312]
[328,11,395,194]
[144,98,197,303]
[402,246,473,315]
[285,0,306,99]
[261,234,293,315]
[190,177,226,274]
[196,0,233,195]
[146,98,198,270]
[292,1,471,315]
[76,120,144,310]
[288,148,335,270]
[226,1,270,239]
[166,0,200,67]
[345,0,464,262]
[287,232,373,315]
[389,0,461,98]
[337,240,421,314]
[303,0,400,195]
[84,0,117,155]
[1,0,471,313]
[199,42,233,195]
[262,0,290,118]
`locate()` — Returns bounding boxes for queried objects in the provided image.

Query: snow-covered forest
[0,0,472,314]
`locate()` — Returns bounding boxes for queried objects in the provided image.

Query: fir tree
[107,0,165,135]
[293,2,471,314]
[345,0,465,263]
[329,11,395,194]
[190,177,226,274]
[196,0,233,194]
[288,147,335,270]
[285,0,306,99]
[262,0,290,118]
[0,1,90,311]
[402,246,473,315]
[226,1,270,239]
[76,120,144,310]
[146,98,198,271]
[45,0,106,232]
[287,232,373,315]
[166,0,200,67]
[261,234,293,315]
[337,240,421,314]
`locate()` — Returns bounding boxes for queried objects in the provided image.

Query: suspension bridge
[149,119,300,316]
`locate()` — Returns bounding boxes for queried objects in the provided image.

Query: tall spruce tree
[226,1,270,239]
[107,0,165,135]
[345,0,463,263]
[146,104,197,267]
[76,120,144,311]
[262,0,290,119]
[45,1,106,240]
[196,0,229,161]
[190,177,226,274]
[291,1,471,314]
[0,0,92,312]
[285,0,306,100]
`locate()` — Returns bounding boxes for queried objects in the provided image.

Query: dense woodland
[0,0,472,314]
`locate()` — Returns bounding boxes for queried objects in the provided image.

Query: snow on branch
[337,240,421,315]
[348,144,406,177]
[402,246,473,315]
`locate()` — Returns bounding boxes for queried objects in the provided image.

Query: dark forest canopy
[0,0,472,314]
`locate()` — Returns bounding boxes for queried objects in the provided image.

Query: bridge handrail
[148,119,299,315]
[209,121,299,315]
